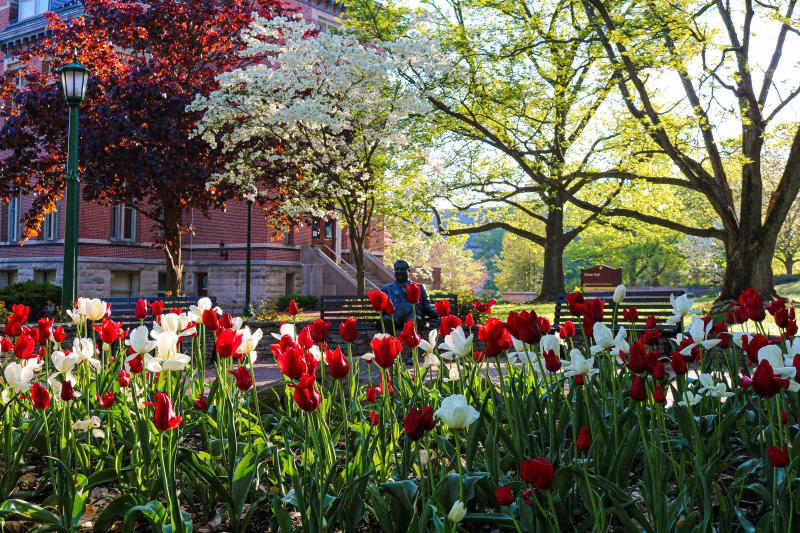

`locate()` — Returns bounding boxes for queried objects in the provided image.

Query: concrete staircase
[301,246,394,296]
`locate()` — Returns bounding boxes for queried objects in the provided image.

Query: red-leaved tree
[0,0,293,293]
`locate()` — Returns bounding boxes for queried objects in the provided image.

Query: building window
[110,271,140,298]
[34,269,56,285]
[18,0,49,21]
[6,197,21,243]
[0,271,18,288]
[42,203,59,241]
[285,272,296,296]
[111,204,136,241]
[195,272,208,297]
[157,272,167,296]
[311,220,320,240]
[323,220,334,240]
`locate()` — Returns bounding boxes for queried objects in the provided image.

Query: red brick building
[0,0,391,309]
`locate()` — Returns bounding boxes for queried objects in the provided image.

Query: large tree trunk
[785,258,794,276]
[536,207,566,301]
[719,233,776,303]
[162,207,184,295]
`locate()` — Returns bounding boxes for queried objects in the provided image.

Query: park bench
[320,293,458,328]
[104,296,217,323]
[552,289,685,337]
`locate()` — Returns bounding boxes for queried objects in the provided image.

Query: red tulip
[622,306,638,323]
[398,320,421,349]
[369,410,380,425]
[403,405,436,440]
[151,301,165,317]
[146,392,182,431]
[202,309,219,331]
[134,298,148,320]
[11,304,30,324]
[581,299,605,336]
[128,353,144,374]
[37,318,53,344]
[464,313,474,327]
[576,426,591,453]
[384,300,395,315]
[519,458,554,490]
[559,321,576,339]
[472,298,497,314]
[538,316,551,335]
[434,299,451,317]
[653,384,667,403]
[629,375,647,401]
[339,317,358,343]
[645,315,658,330]
[52,327,66,343]
[60,380,75,401]
[438,315,462,337]
[478,318,513,359]
[94,319,123,345]
[368,290,390,312]
[365,386,381,403]
[496,485,514,506]
[290,372,321,412]
[739,288,765,322]
[752,359,790,398]
[230,365,253,391]
[193,396,209,411]
[274,344,317,380]
[4,317,22,338]
[370,335,403,369]
[626,341,649,373]
[742,334,769,364]
[96,391,116,408]
[544,350,562,372]
[670,351,688,375]
[781,410,789,425]
[325,346,350,379]
[309,320,331,343]
[566,291,585,316]
[505,310,542,345]
[406,283,421,305]
[288,299,300,316]
[31,383,50,410]
[119,370,131,388]
[286,328,308,351]
[13,334,36,360]
[768,445,790,468]
[1,337,13,353]
[216,328,242,358]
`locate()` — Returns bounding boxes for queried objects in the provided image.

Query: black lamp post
[243,190,255,316]
[59,52,89,311]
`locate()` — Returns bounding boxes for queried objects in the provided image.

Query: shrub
[0,281,61,322]
[277,293,318,312]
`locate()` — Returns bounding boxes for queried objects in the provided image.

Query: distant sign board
[581,265,622,292]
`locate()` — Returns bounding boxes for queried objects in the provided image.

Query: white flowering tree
[191,16,429,294]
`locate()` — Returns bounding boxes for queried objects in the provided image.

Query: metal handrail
[316,246,380,290]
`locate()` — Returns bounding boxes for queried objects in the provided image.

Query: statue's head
[394,260,409,283]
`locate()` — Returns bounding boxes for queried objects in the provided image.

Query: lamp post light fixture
[59,52,89,312]
[243,190,256,317]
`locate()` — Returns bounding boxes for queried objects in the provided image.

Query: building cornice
[0,1,84,54]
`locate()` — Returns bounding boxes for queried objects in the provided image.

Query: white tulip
[126,326,157,355]
[758,345,797,378]
[562,348,599,379]
[678,391,702,407]
[447,500,467,523]
[271,322,296,341]
[438,327,473,360]
[697,374,734,398]
[4,362,34,392]
[612,284,626,304]
[539,333,562,355]
[435,394,480,430]
[590,323,614,354]
[80,298,107,321]
[666,293,695,325]
[679,316,721,355]
[237,327,263,361]
[610,327,629,363]
[72,338,100,369]
[155,331,190,372]
[51,350,79,375]
[417,329,438,354]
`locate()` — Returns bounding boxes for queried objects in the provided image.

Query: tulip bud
[447,500,467,523]
[288,299,299,316]
[60,380,75,402]
[613,284,626,304]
